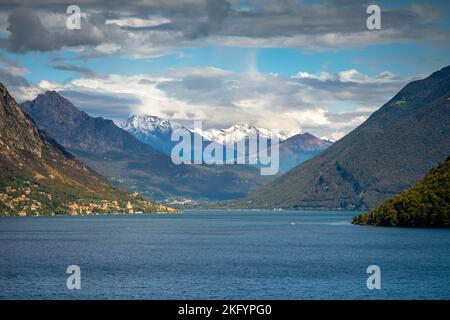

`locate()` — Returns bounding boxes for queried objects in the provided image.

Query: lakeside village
[0,181,179,217]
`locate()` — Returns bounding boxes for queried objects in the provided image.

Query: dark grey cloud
[0,52,21,69]
[185,0,231,39]
[0,52,33,100]
[51,63,103,78]
[324,110,373,123]
[292,77,403,107]
[0,0,447,55]
[0,67,28,87]
[59,89,141,121]
[124,0,231,39]
[6,7,56,52]
[219,1,443,40]
[5,7,116,53]
[162,110,175,118]
[157,74,239,107]
[138,78,157,85]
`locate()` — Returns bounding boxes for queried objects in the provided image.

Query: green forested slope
[353,155,450,227]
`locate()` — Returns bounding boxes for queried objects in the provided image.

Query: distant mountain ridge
[191,123,297,144]
[21,93,270,201]
[235,65,450,210]
[120,115,297,150]
[122,114,331,172]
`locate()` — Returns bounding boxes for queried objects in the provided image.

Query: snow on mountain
[192,124,298,144]
[123,115,298,146]
[121,115,182,136]
[120,115,185,154]
[121,114,332,172]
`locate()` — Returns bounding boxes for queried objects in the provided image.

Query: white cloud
[294,69,400,84]
[22,67,408,139]
[38,80,61,91]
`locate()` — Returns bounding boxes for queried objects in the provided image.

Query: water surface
[1,210,449,299]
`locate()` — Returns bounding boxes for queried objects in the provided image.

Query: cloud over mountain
[9,66,407,140]
[0,1,447,139]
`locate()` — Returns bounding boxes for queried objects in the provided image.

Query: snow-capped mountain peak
[120,114,187,154]
[192,123,298,144]
[121,114,300,153]
[121,114,181,135]
[121,114,331,172]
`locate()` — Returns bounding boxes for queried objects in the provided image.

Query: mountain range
[9,64,450,213]
[121,115,331,173]
[21,92,270,201]
[0,83,168,216]
[191,123,297,144]
[234,65,450,210]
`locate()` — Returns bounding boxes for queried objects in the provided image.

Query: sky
[0,0,449,140]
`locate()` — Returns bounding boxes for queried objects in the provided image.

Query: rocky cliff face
[21,91,153,155]
[0,83,164,216]
[0,84,109,191]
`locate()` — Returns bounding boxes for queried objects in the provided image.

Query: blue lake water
[1,210,450,300]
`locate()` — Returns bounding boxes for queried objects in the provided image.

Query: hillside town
[0,181,178,216]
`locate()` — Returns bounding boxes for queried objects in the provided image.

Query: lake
[1,210,450,299]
